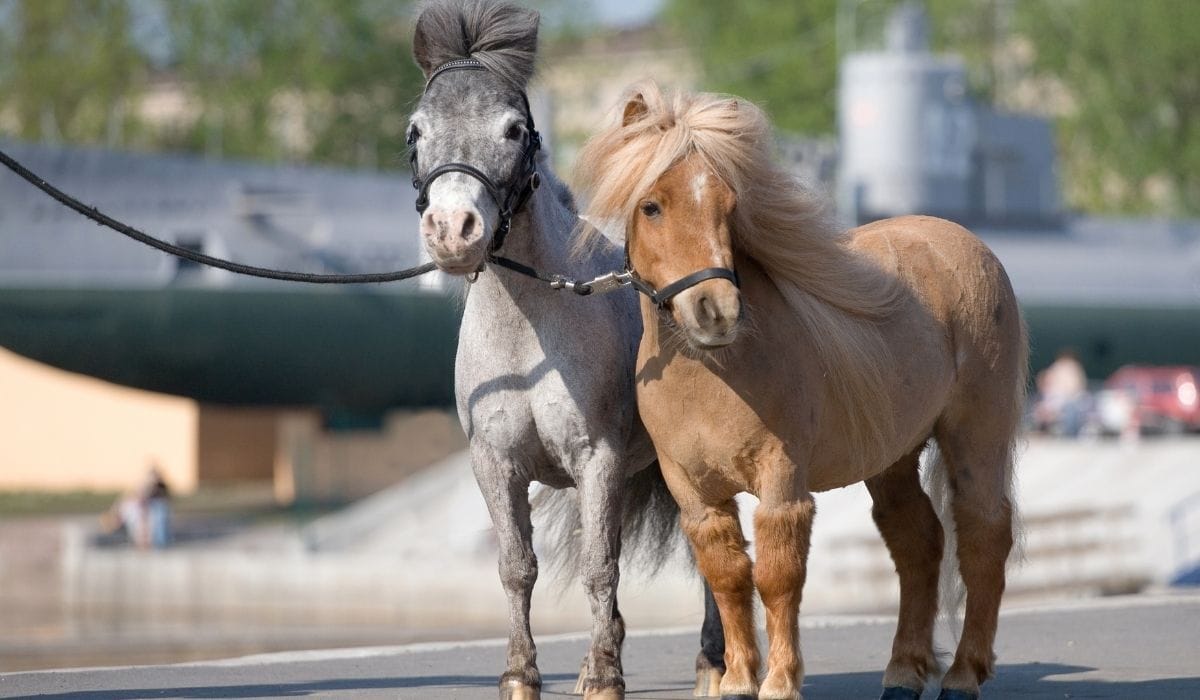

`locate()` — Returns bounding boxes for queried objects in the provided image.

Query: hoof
[881,687,922,700]
[936,690,978,700]
[719,696,757,700]
[694,667,723,697]
[582,687,624,700]
[500,680,540,700]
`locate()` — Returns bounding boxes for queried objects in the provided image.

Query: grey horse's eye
[504,123,523,141]
[406,125,421,145]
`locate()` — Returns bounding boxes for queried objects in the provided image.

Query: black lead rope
[0,148,436,285]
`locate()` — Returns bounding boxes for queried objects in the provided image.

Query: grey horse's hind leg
[476,459,541,700]
[694,581,726,696]
[576,460,627,699]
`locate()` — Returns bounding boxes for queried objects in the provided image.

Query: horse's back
[850,214,1028,429]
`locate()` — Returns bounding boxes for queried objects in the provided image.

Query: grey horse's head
[408,0,541,275]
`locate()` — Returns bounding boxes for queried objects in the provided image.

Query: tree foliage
[662,0,1200,216]
[661,0,841,135]
[165,0,423,168]
[0,0,148,145]
[0,0,424,170]
[1018,0,1200,216]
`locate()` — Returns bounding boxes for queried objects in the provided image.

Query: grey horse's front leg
[576,457,627,699]
[476,458,541,700]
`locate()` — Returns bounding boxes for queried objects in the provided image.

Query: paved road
[4,593,1198,699]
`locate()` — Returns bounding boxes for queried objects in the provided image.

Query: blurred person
[1035,348,1089,437]
[101,491,149,548]
[140,465,172,549]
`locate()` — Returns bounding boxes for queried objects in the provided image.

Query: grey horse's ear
[412,9,439,78]
[622,93,649,127]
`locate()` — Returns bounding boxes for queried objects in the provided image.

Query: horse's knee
[499,554,538,593]
[683,510,752,594]
[582,558,619,597]
[752,501,814,600]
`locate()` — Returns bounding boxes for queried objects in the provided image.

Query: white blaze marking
[692,171,708,204]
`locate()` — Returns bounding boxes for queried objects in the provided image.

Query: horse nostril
[699,295,719,323]
[459,212,477,240]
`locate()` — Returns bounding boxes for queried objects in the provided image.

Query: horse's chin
[437,261,484,276]
[428,250,487,277]
[682,328,738,353]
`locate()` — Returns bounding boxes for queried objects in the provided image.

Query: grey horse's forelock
[413,0,539,89]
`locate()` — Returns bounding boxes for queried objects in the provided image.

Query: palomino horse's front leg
[677,497,760,699]
[752,496,815,700]
[574,459,628,699]
[475,457,541,700]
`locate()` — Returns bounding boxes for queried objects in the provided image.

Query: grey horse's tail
[533,461,684,587]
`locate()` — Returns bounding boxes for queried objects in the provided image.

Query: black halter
[622,243,740,309]
[409,58,542,254]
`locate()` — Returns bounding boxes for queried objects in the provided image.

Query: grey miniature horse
[407,2,723,698]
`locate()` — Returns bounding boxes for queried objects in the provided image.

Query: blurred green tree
[0,0,149,145]
[662,0,1200,216]
[661,0,842,135]
[660,0,1009,135]
[1018,0,1200,216]
[166,0,422,169]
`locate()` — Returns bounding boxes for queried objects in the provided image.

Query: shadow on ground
[17,673,576,700]
[17,665,1200,699]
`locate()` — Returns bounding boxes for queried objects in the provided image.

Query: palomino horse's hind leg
[694,582,726,697]
[575,464,628,699]
[475,461,542,700]
[865,445,942,699]
[936,434,1015,699]
[678,498,760,699]
[752,496,815,700]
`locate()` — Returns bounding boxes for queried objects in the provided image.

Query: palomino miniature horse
[575,82,1027,700]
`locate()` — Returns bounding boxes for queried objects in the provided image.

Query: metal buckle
[583,271,633,295]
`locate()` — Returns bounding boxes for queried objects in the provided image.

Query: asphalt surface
[3,593,1198,699]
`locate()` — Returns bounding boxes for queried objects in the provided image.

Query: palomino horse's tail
[533,461,684,587]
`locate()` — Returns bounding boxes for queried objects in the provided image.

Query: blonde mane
[574,81,905,469]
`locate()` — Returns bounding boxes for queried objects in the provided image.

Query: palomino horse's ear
[622,93,649,127]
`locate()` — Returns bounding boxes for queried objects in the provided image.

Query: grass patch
[0,490,120,517]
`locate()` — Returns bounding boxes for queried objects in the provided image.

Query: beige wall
[0,349,198,493]
[197,406,279,485]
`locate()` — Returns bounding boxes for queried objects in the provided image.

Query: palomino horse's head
[408,2,541,275]
[620,94,743,350]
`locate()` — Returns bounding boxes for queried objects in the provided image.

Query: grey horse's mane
[413,0,539,88]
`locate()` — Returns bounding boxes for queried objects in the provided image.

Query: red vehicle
[1104,365,1200,434]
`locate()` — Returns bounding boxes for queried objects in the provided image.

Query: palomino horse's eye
[406,125,421,145]
[504,123,524,141]
[640,201,661,218]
